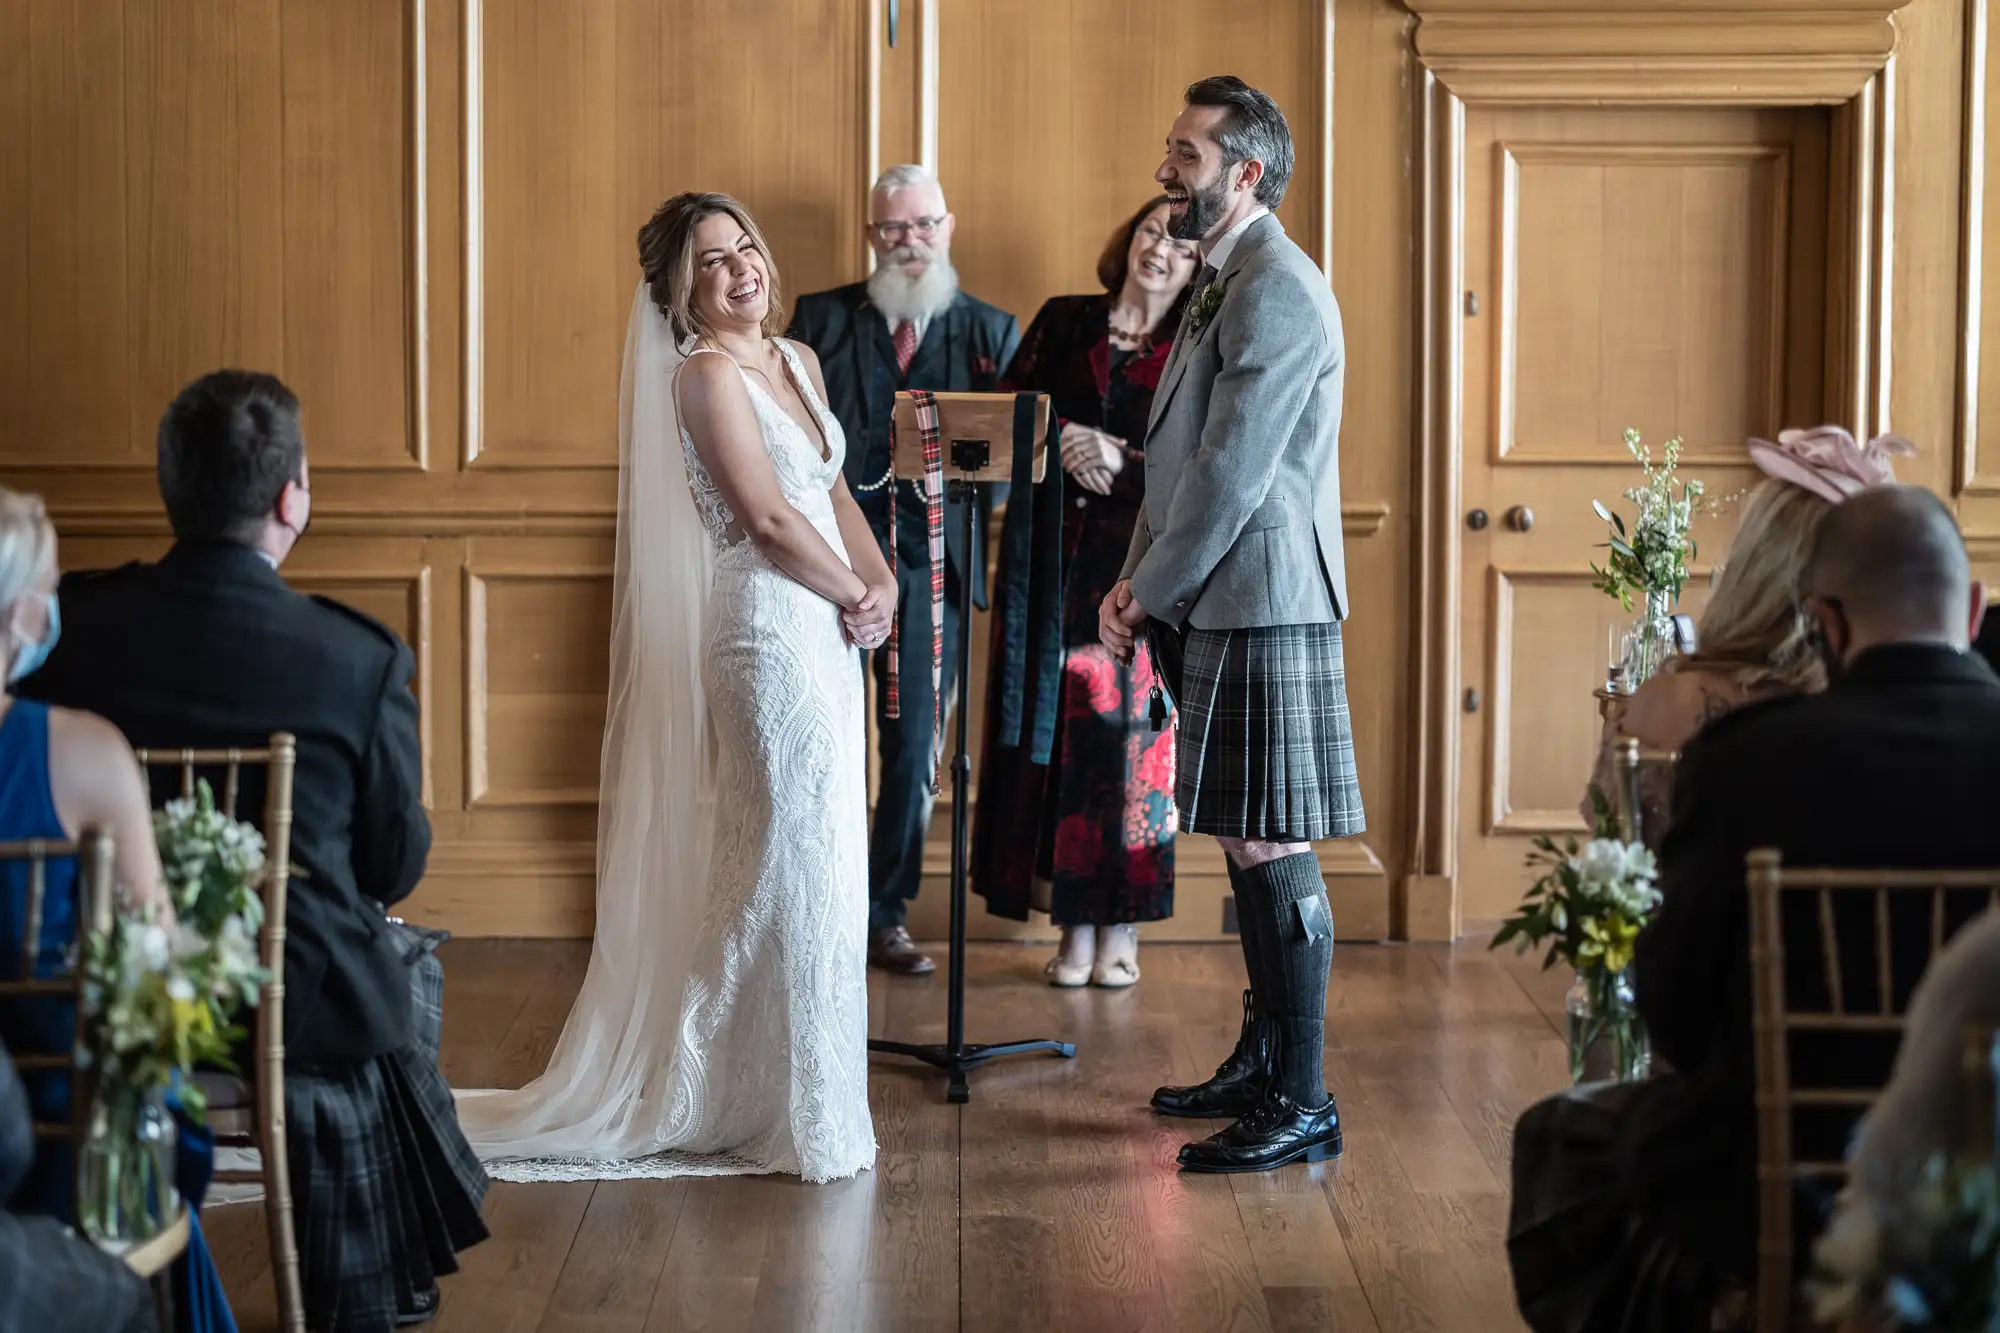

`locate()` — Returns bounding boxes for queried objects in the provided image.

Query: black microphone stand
[867,437,1077,1103]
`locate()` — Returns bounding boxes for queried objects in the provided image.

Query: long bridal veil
[454,283,717,1173]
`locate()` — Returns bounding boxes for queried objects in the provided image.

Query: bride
[455,193,894,1183]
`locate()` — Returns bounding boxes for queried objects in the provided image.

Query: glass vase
[1564,967,1651,1085]
[1619,587,1679,688]
[78,1081,178,1249]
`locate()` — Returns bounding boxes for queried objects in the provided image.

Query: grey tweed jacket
[1121,211,1347,631]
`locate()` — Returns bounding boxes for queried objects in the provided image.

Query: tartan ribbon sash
[885,390,947,785]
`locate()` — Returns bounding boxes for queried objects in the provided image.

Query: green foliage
[1589,429,1731,612]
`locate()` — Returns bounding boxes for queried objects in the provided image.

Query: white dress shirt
[1200,205,1271,275]
[881,311,930,346]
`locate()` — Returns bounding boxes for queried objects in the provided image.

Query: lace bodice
[681,340,847,556]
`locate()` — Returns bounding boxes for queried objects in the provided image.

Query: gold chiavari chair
[1609,736,1678,845]
[133,734,303,1333]
[0,824,113,1157]
[1746,850,2000,1332]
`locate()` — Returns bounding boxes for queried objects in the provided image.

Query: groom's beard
[868,249,960,326]
[1171,172,1233,242]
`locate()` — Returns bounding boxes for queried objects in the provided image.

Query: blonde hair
[1674,476,1831,692]
[0,486,56,620]
[636,193,786,345]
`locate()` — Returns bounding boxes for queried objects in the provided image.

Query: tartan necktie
[893,320,919,376]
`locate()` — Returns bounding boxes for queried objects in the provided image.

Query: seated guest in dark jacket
[1507,484,2000,1333]
[17,370,488,1332]
[0,1038,156,1333]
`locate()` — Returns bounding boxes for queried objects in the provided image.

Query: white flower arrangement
[82,780,272,1121]
[1492,796,1662,980]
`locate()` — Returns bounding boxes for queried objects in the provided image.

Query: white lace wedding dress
[454,294,876,1185]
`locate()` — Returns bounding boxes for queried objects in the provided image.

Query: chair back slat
[18,852,44,981]
[1747,848,2000,1332]
[1815,890,1844,1015]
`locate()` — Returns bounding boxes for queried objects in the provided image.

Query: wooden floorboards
[204,937,1572,1333]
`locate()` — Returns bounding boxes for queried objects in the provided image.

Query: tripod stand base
[868,1037,1077,1104]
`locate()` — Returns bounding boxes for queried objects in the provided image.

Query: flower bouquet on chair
[1592,428,1732,690]
[77,780,270,1248]
[1491,788,1661,1084]
[1808,1154,2000,1333]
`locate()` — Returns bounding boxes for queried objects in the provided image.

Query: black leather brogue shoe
[1175,1092,1343,1173]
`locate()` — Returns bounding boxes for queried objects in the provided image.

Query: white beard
[867,251,960,327]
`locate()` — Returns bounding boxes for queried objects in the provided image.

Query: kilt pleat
[287,1048,491,1333]
[1174,622,1365,841]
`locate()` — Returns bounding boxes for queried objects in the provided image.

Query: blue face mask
[8,592,59,684]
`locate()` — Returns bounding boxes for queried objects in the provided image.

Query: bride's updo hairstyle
[637,192,786,345]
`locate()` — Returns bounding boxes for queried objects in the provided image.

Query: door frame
[1397,0,1908,940]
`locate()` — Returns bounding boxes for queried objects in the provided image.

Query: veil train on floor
[451,284,721,1175]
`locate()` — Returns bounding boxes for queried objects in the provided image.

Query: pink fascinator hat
[1745,425,1916,504]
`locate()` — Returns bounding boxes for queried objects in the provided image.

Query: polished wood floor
[205,936,1572,1333]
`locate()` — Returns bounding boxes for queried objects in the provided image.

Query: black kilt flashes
[286,1046,490,1333]
[1168,621,1365,841]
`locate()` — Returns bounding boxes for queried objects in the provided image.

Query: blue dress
[0,699,236,1333]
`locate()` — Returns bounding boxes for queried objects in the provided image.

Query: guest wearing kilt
[17,371,490,1331]
[1102,78,1362,1174]
[972,196,1197,989]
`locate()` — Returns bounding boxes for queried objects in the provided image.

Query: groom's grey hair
[873,163,945,205]
[1185,75,1294,209]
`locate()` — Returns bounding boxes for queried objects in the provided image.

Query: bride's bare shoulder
[780,338,831,400]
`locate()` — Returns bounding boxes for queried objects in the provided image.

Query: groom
[1101,76,1363,1173]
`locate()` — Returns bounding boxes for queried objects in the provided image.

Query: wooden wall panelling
[1,0,421,494]
[468,0,864,473]
[1404,0,1918,939]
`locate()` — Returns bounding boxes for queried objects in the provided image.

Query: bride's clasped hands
[842,581,895,650]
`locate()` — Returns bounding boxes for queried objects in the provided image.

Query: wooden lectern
[866,389,1075,1104]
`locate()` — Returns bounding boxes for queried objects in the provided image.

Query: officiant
[788,165,1022,975]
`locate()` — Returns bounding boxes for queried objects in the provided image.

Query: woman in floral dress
[971,197,1197,987]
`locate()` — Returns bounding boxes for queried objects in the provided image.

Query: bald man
[1508,485,2000,1332]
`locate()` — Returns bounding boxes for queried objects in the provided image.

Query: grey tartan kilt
[286,920,489,1332]
[1171,621,1365,842]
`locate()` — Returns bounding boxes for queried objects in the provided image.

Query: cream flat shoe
[1045,925,1096,988]
[1092,924,1140,988]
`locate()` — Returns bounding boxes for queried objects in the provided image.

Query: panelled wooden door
[1455,105,1833,921]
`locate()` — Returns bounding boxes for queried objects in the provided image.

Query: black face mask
[285,484,312,547]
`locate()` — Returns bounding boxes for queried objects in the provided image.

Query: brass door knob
[1466,508,1489,531]
[1504,504,1535,532]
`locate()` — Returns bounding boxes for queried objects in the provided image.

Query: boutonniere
[1185,278,1227,335]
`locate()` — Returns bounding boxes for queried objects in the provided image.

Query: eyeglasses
[871,216,944,243]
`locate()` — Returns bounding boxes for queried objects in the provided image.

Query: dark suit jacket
[786,282,1021,607]
[1626,643,2000,1277]
[0,1042,154,1332]
[17,540,427,1064]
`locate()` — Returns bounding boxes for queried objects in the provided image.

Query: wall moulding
[1404,0,1915,104]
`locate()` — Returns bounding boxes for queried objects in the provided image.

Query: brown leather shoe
[869,926,936,975]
